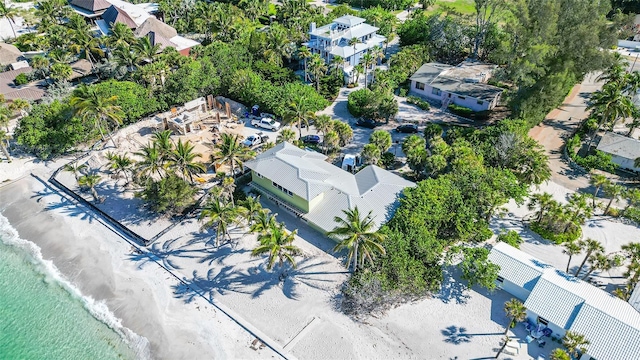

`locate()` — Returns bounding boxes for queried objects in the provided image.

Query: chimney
[630,283,640,313]
[310,22,316,33]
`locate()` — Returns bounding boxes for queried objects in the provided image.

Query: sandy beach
[0,174,273,360]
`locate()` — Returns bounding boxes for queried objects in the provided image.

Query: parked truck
[242,132,270,147]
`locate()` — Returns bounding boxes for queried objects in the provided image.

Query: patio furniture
[526,335,534,343]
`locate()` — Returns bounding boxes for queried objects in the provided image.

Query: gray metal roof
[488,242,546,291]
[596,131,640,161]
[491,243,640,360]
[245,142,415,232]
[410,62,503,102]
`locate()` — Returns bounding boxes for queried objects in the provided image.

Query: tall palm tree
[0,1,18,38]
[587,83,634,150]
[169,139,206,182]
[328,207,386,271]
[218,175,236,206]
[30,55,50,79]
[49,63,73,83]
[252,223,300,272]
[360,52,375,88]
[78,173,101,203]
[69,28,105,68]
[133,36,161,63]
[323,130,339,154]
[623,188,640,214]
[330,55,345,78]
[239,195,263,226]
[348,37,359,66]
[249,209,277,235]
[603,182,624,214]
[63,162,87,181]
[402,134,426,157]
[563,240,582,273]
[113,46,142,73]
[297,45,311,82]
[562,331,590,360]
[625,106,640,136]
[314,114,333,136]
[589,173,609,208]
[107,23,136,50]
[503,298,526,336]
[581,252,614,280]
[308,53,327,92]
[108,153,134,185]
[211,133,255,178]
[152,130,174,160]
[70,84,124,147]
[277,128,296,144]
[574,238,604,277]
[286,94,313,137]
[362,143,381,165]
[565,192,593,232]
[199,191,241,246]
[134,143,166,181]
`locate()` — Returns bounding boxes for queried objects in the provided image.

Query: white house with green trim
[244,142,415,234]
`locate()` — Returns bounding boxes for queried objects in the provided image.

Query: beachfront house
[244,142,414,234]
[409,61,503,112]
[596,131,640,172]
[306,15,386,83]
[489,242,640,360]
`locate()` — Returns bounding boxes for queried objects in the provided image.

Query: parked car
[355,118,378,129]
[251,117,281,131]
[395,124,419,133]
[301,134,321,144]
[242,133,269,147]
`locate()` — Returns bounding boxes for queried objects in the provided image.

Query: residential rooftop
[410,62,503,102]
[596,131,640,160]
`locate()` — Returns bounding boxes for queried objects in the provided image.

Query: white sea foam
[0,214,152,360]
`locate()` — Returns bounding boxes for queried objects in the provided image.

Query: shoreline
[0,175,271,360]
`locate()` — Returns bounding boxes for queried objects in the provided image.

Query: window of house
[272,181,294,197]
[458,96,466,100]
[537,316,549,326]
[255,172,264,178]
[415,82,425,90]
[432,87,442,96]
[477,100,484,105]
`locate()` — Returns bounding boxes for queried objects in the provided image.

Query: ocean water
[0,214,148,360]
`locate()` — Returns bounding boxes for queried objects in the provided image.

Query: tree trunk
[575,252,592,276]
[304,59,307,82]
[90,187,99,203]
[0,142,11,162]
[586,122,604,152]
[581,267,596,280]
[605,197,615,214]
[593,186,601,208]
[495,336,510,359]
[352,245,358,272]
[566,255,572,273]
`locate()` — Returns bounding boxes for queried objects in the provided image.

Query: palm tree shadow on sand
[127,237,203,271]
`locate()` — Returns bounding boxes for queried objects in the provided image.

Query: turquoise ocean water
[0,214,147,360]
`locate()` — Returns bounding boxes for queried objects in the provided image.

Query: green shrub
[137,175,198,214]
[448,103,474,118]
[622,206,640,223]
[347,88,398,121]
[497,229,523,248]
[606,207,620,217]
[407,95,430,110]
[530,222,580,244]
[398,87,408,97]
[14,73,28,86]
[380,152,395,169]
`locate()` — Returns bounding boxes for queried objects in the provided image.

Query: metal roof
[333,15,365,27]
[0,43,23,66]
[69,0,111,12]
[488,242,546,291]
[596,131,640,161]
[410,62,503,102]
[491,243,640,360]
[245,142,415,232]
[0,67,45,101]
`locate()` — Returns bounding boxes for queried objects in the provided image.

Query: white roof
[488,242,545,291]
[491,243,640,360]
[169,35,200,51]
[245,142,415,232]
[106,0,152,26]
[333,15,365,27]
[596,131,640,161]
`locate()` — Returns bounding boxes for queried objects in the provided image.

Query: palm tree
[308,53,327,92]
[360,52,375,88]
[211,133,255,178]
[0,129,11,162]
[133,36,161,63]
[252,223,300,272]
[30,55,50,79]
[107,23,135,50]
[199,192,241,246]
[8,99,29,121]
[152,130,174,160]
[503,298,526,336]
[369,130,392,153]
[70,84,124,147]
[581,252,614,280]
[286,95,315,138]
[330,55,345,78]
[574,238,604,277]
[135,143,167,181]
[249,209,277,235]
[587,83,634,150]
[353,64,364,84]
[108,154,134,185]
[562,331,590,360]
[563,240,582,273]
[589,173,609,208]
[78,173,101,203]
[362,143,381,165]
[169,139,206,182]
[348,37,360,66]
[323,130,339,154]
[239,196,263,226]
[625,106,640,136]
[402,134,426,157]
[49,63,73,83]
[277,128,296,144]
[603,182,624,214]
[549,348,571,360]
[314,114,333,137]
[0,1,18,38]
[69,28,105,68]
[565,192,593,232]
[297,45,311,82]
[63,162,87,181]
[113,46,142,73]
[218,175,236,206]
[328,207,386,271]
[624,188,640,214]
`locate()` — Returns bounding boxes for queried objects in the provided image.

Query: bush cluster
[406,96,430,110]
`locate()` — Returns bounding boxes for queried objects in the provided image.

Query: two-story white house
[306,15,386,83]
[409,61,504,112]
